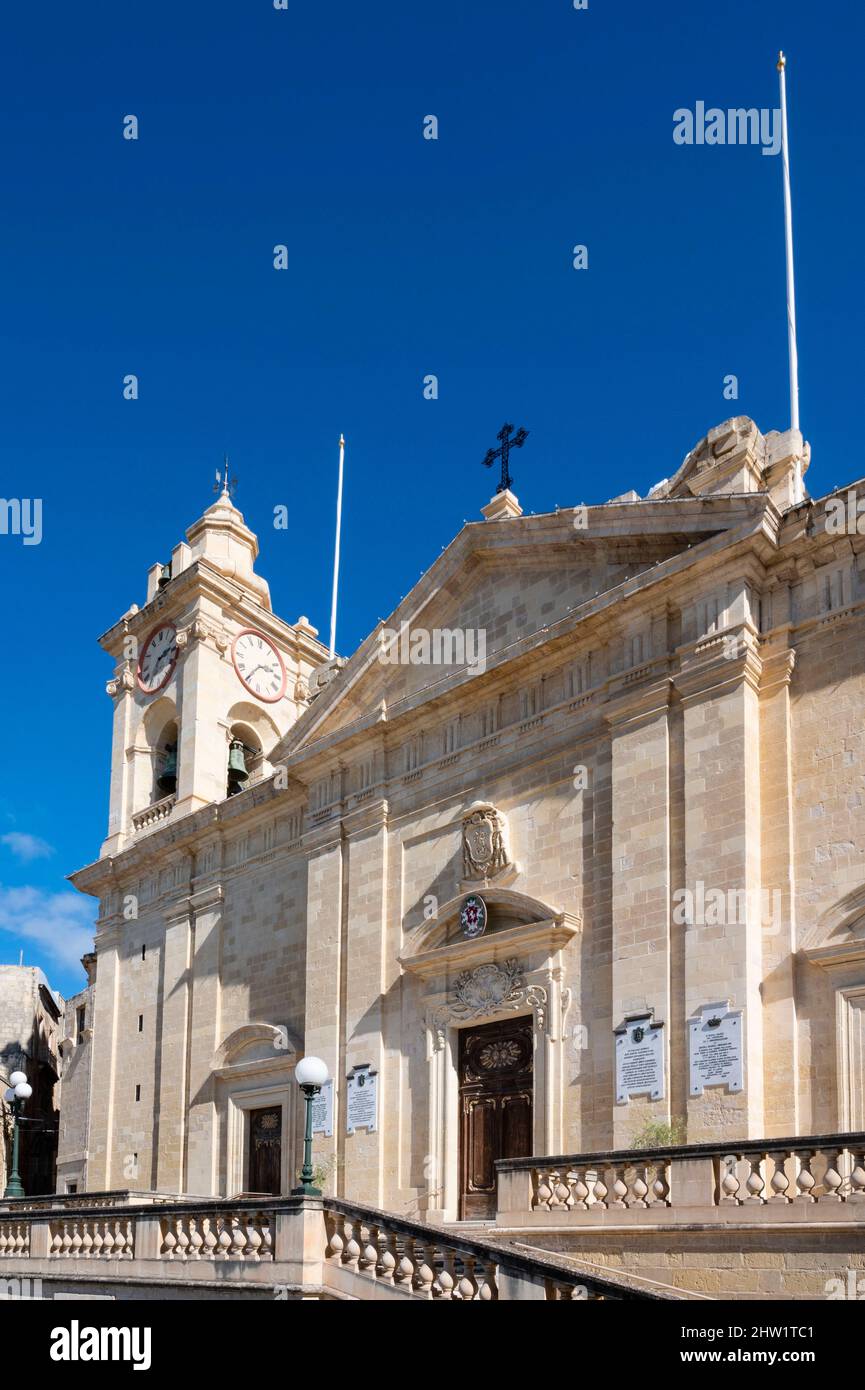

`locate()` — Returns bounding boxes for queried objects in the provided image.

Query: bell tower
[99,485,328,856]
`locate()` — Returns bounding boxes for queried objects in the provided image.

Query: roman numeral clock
[136,624,178,694]
[231,629,287,702]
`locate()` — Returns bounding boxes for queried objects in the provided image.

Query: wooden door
[459,1016,533,1219]
[248,1106,282,1195]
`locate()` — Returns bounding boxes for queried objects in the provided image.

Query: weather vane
[214,455,238,499]
[482,423,528,494]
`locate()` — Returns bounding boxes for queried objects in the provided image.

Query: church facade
[61,416,865,1223]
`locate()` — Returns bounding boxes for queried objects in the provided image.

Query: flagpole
[777,51,799,433]
[328,434,345,658]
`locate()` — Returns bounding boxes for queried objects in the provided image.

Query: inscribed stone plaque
[346,1064,378,1134]
[311,1078,333,1137]
[615,1014,665,1103]
[689,1003,744,1096]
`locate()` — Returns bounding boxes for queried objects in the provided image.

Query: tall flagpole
[329,434,345,658]
[777,51,800,433]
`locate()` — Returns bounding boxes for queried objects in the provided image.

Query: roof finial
[214,455,238,500]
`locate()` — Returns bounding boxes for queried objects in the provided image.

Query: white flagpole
[777,51,800,433]
[329,434,345,658]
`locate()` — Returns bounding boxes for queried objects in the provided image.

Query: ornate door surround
[400,887,579,1223]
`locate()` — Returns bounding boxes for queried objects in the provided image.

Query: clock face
[137,624,178,694]
[232,629,286,703]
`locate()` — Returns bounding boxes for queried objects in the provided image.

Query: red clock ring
[231,628,287,703]
[136,622,178,695]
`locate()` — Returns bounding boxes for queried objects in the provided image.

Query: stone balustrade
[0,1193,656,1299]
[49,1215,135,1259]
[496,1130,865,1226]
[321,1198,650,1300]
[0,1220,29,1257]
[132,795,176,834]
[159,1210,274,1261]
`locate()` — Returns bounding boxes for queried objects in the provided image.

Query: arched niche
[209,1022,302,1198]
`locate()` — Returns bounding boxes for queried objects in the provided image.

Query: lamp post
[293,1056,329,1197]
[3,1070,33,1199]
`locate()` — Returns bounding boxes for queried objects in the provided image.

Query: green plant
[628,1117,686,1150]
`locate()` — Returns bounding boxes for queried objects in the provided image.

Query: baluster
[201,1216,217,1259]
[631,1166,649,1208]
[91,1222,104,1258]
[0,1225,7,1258]
[456,1254,479,1301]
[112,1219,127,1260]
[590,1169,608,1209]
[80,1221,93,1259]
[70,1221,83,1258]
[476,1259,498,1301]
[324,1214,343,1260]
[395,1235,416,1286]
[217,1216,233,1258]
[718,1154,741,1203]
[849,1150,865,1201]
[161,1219,176,1259]
[259,1218,273,1260]
[358,1222,377,1273]
[794,1149,817,1202]
[377,1231,397,1284]
[434,1247,456,1299]
[534,1168,552,1210]
[819,1148,844,1203]
[342,1218,361,1269]
[188,1216,203,1259]
[61,1220,73,1257]
[413,1242,435,1297]
[769,1152,792,1202]
[49,1225,62,1257]
[610,1165,629,1208]
[230,1216,247,1259]
[176,1217,190,1260]
[745,1155,766,1203]
[245,1216,262,1261]
[570,1167,590,1210]
[552,1169,572,1209]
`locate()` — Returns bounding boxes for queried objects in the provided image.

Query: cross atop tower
[482,423,528,494]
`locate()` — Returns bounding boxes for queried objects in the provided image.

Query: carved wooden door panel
[248,1106,282,1195]
[459,1016,533,1219]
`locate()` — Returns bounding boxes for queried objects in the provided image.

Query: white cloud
[1,832,54,863]
[0,884,96,973]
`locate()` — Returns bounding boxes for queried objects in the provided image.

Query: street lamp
[3,1070,33,1199]
[293,1056,329,1197]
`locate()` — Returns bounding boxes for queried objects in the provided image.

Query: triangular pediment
[274,494,768,760]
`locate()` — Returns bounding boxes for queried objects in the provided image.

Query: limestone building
[0,965,62,1195]
[61,417,865,1221]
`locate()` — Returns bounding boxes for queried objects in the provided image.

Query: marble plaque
[615,1014,665,1103]
[689,1003,744,1096]
[311,1078,334,1137]
[346,1064,378,1134]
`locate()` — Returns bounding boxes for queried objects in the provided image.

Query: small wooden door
[248,1106,282,1195]
[459,1016,533,1219]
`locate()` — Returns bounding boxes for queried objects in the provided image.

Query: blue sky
[0,0,861,996]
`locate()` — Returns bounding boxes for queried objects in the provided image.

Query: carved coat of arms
[462,802,512,882]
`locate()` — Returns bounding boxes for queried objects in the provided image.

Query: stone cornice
[400,916,580,979]
[97,559,328,666]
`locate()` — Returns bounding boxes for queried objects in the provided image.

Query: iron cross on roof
[482,423,528,494]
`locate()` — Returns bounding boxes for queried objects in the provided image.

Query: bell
[227,739,249,785]
[158,744,177,794]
